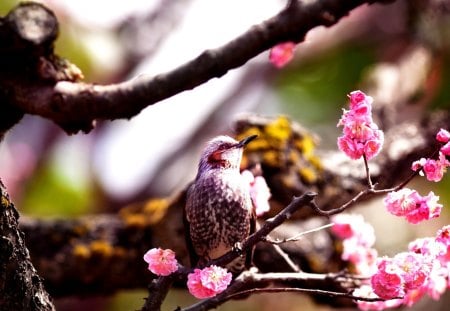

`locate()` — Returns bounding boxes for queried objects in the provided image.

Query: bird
[184,135,257,274]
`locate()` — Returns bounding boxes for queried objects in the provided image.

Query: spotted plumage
[184,135,257,273]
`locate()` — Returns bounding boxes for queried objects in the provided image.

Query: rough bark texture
[0,180,55,310]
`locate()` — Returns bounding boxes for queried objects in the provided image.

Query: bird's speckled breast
[186,168,252,260]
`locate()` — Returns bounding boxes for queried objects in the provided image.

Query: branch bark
[1,0,395,134]
[0,180,55,311]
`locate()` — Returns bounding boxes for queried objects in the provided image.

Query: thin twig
[363,154,374,189]
[309,170,420,216]
[271,244,300,272]
[264,223,334,244]
[226,287,402,302]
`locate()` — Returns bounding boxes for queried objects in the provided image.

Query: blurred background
[0,0,449,310]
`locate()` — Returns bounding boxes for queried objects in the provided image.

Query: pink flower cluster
[412,128,450,182]
[143,248,233,299]
[337,91,384,160]
[331,214,377,276]
[187,265,232,299]
[354,225,450,310]
[371,252,431,299]
[383,188,442,224]
[241,170,272,216]
[143,248,178,276]
[269,42,296,68]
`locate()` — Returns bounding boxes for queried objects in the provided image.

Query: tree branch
[2,0,395,133]
[178,270,388,311]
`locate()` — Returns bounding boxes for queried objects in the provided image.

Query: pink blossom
[402,288,426,307]
[394,252,430,291]
[331,214,375,246]
[353,285,403,311]
[411,158,426,171]
[331,214,361,239]
[371,253,431,300]
[187,266,232,299]
[422,157,446,182]
[366,226,450,309]
[436,128,450,143]
[383,188,421,217]
[337,136,364,160]
[342,120,374,141]
[348,90,373,109]
[441,142,450,156]
[143,248,178,276]
[342,239,378,275]
[416,192,441,221]
[435,226,450,265]
[436,225,450,246]
[371,257,404,299]
[383,189,442,224]
[241,170,271,216]
[412,151,449,182]
[337,91,383,160]
[269,42,296,68]
[408,237,446,258]
[331,214,377,275]
[364,135,384,160]
[425,263,448,300]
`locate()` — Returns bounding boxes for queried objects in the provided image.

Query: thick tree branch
[178,270,388,311]
[1,0,395,133]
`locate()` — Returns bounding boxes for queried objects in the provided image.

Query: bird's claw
[233,242,243,254]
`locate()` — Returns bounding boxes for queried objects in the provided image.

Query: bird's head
[198,135,257,172]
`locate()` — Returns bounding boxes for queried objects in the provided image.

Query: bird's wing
[183,182,199,268]
[245,202,257,269]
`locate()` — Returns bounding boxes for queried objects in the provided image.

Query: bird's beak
[236,135,257,148]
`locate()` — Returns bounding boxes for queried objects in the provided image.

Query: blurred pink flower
[348,90,373,109]
[371,257,404,299]
[331,214,377,275]
[436,128,450,143]
[411,158,426,171]
[353,285,403,310]
[408,237,446,258]
[187,266,232,299]
[269,42,296,68]
[241,170,271,216]
[441,142,450,156]
[143,248,178,276]
[364,135,384,161]
[436,225,450,246]
[412,130,450,181]
[422,154,448,182]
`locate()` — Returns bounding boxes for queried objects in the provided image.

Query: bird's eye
[218,143,232,150]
